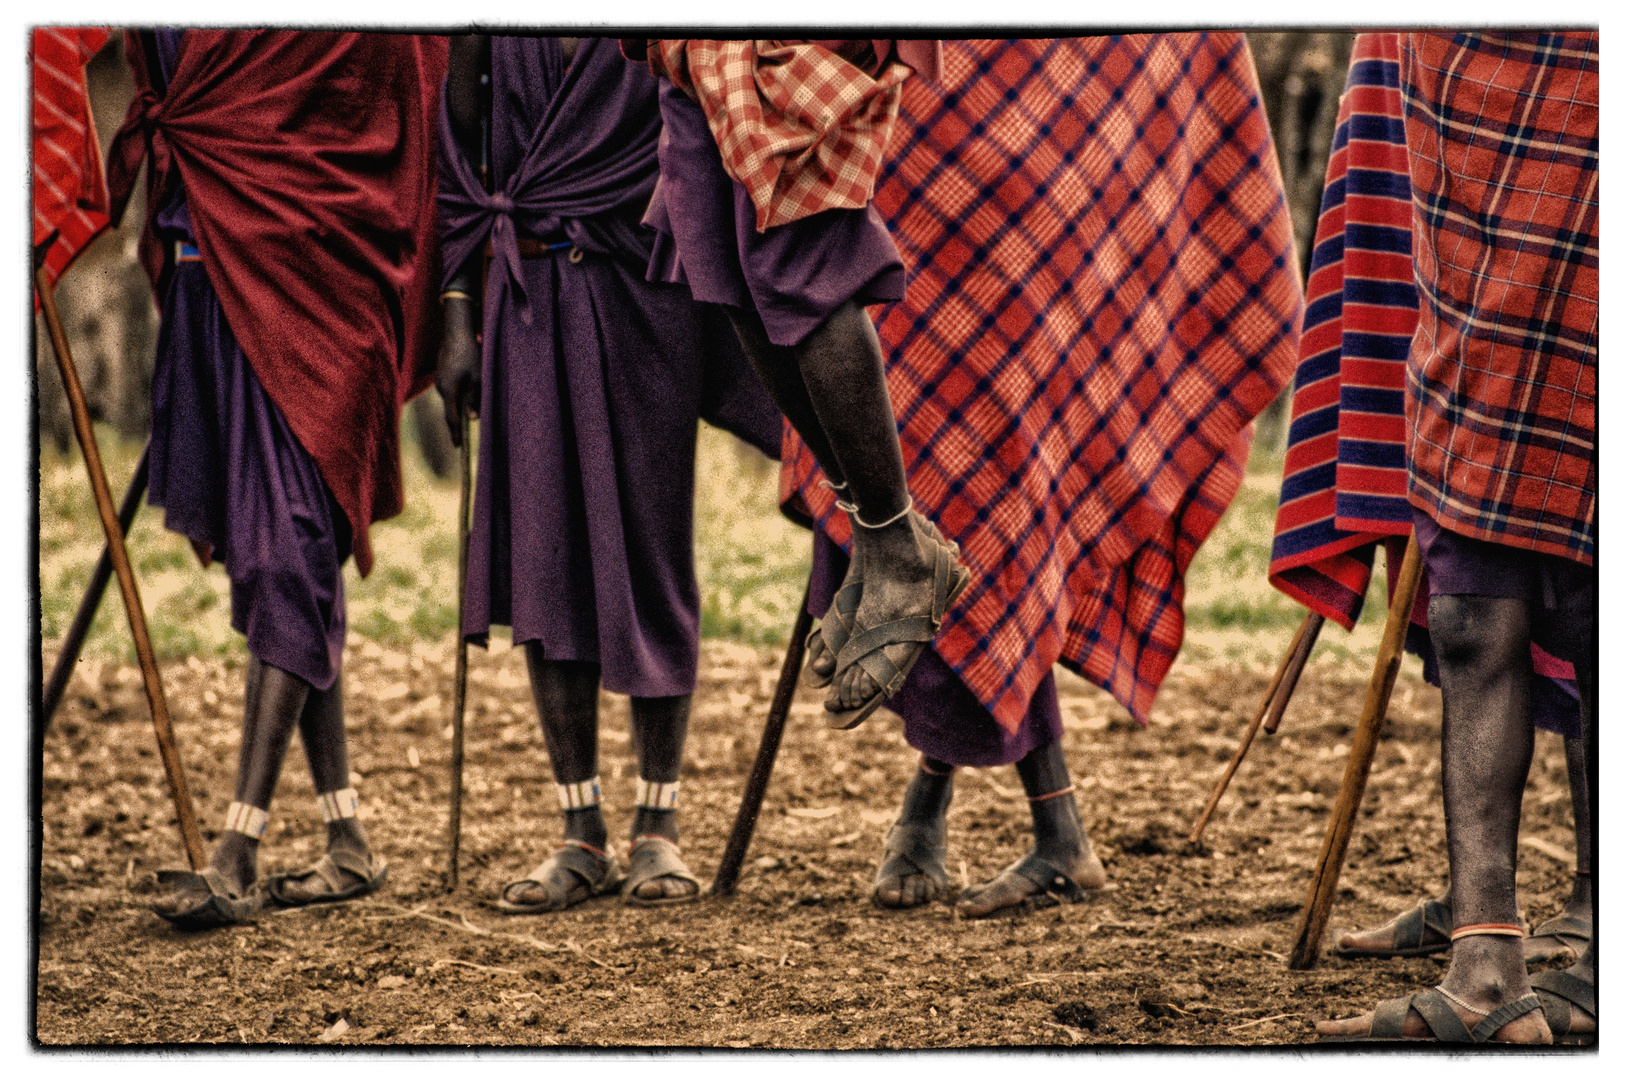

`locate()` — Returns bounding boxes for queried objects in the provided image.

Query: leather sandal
[804,576,862,690]
[152,866,263,929]
[267,849,388,907]
[622,835,701,907]
[1526,914,1591,965]
[1531,970,1596,1046]
[495,841,623,914]
[1319,987,1546,1043]
[958,851,1089,918]
[806,512,955,689]
[1333,897,1454,959]
[824,520,969,730]
[872,820,949,908]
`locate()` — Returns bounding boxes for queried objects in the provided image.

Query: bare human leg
[625,694,700,902]
[956,742,1106,918]
[152,656,308,918]
[1317,595,1551,1042]
[725,303,948,714]
[873,755,955,908]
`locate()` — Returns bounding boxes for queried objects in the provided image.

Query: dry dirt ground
[35,639,1584,1048]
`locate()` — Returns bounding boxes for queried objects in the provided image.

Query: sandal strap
[881,822,948,886]
[506,843,615,902]
[1530,969,1595,1016]
[1007,852,1086,903]
[625,836,700,890]
[1530,914,1592,944]
[839,616,937,695]
[1393,898,1451,952]
[1469,993,1541,1043]
[1406,988,1474,1042]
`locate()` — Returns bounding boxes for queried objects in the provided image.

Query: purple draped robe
[440,36,780,697]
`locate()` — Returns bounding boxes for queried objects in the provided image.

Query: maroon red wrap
[107,30,449,575]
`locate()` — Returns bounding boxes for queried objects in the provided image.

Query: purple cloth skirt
[643,80,907,348]
[1412,506,1591,738]
[147,252,350,691]
[464,247,778,698]
[809,529,1063,767]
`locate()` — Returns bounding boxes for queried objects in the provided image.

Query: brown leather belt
[484,238,583,262]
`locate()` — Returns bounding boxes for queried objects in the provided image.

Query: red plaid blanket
[647,40,915,231]
[782,36,1302,730]
[1402,32,1597,565]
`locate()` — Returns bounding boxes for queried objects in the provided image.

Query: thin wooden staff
[1188,609,1317,845]
[1264,611,1324,735]
[41,442,150,727]
[1287,533,1423,969]
[711,571,814,896]
[447,407,473,890]
[36,259,206,870]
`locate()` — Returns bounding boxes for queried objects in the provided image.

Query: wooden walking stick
[41,442,149,728]
[1287,534,1424,969]
[36,254,206,871]
[447,408,473,890]
[1264,611,1324,735]
[1189,608,1317,844]
[711,571,814,896]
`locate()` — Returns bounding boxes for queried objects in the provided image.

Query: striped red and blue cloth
[782,35,1302,730]
[1268,32,1417,627]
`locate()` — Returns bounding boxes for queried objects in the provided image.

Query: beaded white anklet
[317,787,360,823]
[635,778,679,810]
[224,801,268,840]
[557,776,602,811]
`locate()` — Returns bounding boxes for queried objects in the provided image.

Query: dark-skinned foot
[1315,986,1552,1043]
[1333,893,1453,958]
[956,840,1106,918]
[623,810,700,904]
[267,820,386,906]
[873,818,949,908]
[827,513,967,722]
[151,832,259,923]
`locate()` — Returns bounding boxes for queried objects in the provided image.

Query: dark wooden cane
[447,409,473,890]
[1264,611,1324,735]
[37,262,207,870]
[711,574,814,896]
[41,442,150,727]
[1287,534,1424,968]
[1188,608,1316,845]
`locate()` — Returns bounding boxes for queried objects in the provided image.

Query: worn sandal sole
[495,845,623,913]
[267,864,387,908]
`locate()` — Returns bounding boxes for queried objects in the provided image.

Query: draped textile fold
[106,30,449,575]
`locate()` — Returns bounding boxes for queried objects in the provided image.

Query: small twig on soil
[1044,1021,1088,1044]
[363,900,571,958]
[431,958,521,976]
[564,937,614,970]
[1226,1013,1302,1033]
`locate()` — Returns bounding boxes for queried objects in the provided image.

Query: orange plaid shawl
[646,39,917,231]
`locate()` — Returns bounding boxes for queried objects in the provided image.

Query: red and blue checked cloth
[1403,32,1597,566]
[32,27,112,290]
[1269,32,1419,626]
[645,40,929,231]
[782,35,1302,730]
